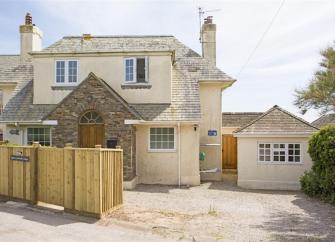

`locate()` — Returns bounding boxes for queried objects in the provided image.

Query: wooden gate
[222,135,237,169]
[38,148,64,206]
[0,146,37,201]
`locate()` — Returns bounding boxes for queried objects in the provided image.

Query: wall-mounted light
[193,124,199,131]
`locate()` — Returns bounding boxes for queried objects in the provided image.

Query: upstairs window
[55,60,78,85]
[124,57,148,83]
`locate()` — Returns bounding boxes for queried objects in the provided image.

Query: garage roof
[234,105,318,136]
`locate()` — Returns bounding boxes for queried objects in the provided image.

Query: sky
[0,0,334,122]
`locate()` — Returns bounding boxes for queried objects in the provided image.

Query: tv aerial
[198,7,221,43]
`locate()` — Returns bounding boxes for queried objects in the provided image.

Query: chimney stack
[201,16,216,65]
[19,13,43,60]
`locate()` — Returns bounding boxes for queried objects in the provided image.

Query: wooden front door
[222,134,237,169]
[79,124,104,148]
[79,111,104,148]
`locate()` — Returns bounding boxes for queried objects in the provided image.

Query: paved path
[0,182,334,241]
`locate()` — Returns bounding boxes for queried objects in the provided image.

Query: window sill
[51,85,77,91]
[148,149,176,153]
[121,83,152,89]
[257,161,304,165]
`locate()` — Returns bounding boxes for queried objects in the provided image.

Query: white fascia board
[42,120,58,125]
[124,120,200,125]
[233,133,314,138]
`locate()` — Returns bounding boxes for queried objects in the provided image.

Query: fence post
[32,142,40,204]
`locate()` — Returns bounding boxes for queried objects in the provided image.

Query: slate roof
[312,113,335,128]
[234,105,318,135]
[0,55,33,85]
[0,80,56,122]
[222,112,263,127]
[1,35,234,122]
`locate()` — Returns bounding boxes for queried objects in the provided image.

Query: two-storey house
[0,14,235,188]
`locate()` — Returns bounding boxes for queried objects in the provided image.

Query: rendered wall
[136,124,200,185]
[237,136,313,190]
[33,54,172,104]
[199,83,222,181]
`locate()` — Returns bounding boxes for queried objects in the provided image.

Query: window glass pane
[136,58,146,83]
[56,61,65,83]
[125,59,134,82]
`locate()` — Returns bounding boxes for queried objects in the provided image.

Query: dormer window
[124,57,148,83]
[55,60,78,85]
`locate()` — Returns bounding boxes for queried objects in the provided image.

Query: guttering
[125,120,200,125]
[30,50,174,57]
[233,133,315,138]
[0,120,58,125]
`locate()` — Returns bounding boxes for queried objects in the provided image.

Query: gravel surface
[0,182,334,242]
[106,182,335,242]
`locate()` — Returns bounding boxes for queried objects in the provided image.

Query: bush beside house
[301,125,335,204]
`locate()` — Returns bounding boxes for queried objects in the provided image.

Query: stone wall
[46,73,138,181]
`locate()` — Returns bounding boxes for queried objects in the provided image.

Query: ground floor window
[258,143,301,163]
[27,127,51,146]
[149,127,175,151]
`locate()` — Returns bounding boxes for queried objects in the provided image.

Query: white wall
[33,54,172,104]
[237,136,313,190]
[136,124,200,185]
[199,83,223,181]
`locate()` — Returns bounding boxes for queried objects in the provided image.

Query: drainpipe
[178,122,181,187]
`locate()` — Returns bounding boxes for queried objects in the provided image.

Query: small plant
[208,203,218,216]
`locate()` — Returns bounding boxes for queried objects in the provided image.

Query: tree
[294,43,335,114]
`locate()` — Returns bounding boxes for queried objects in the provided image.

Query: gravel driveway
[107,182,335,241]
[0,182,334,242]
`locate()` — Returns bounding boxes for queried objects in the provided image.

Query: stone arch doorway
[79,111,104,148]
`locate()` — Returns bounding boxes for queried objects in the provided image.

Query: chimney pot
[204,16,213,24]
[25,13,32,25]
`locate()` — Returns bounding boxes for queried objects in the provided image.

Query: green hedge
[300,125,335,204]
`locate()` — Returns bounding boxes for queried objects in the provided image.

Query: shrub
[300,125,335,204]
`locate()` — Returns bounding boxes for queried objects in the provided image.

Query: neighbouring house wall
[0,85,18,141]
[136,124,200,185]
[199,83,222,181]
[0,85,16,108]
[3,124,24,144]
[46,74,137,181]
[222,127,238,135]
[33,54,172,104]
[237,136,313,190]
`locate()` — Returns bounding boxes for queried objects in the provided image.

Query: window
[124,57,148,83]
[56,61,65,83]
[79,111,103,124]
[55,60,78,84]
[149,127,175,151]
[258,143,301,163]
[27,127,51,146]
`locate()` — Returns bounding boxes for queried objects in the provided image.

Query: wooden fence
[0,144,123,218]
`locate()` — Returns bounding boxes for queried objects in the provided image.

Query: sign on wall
[208,130,217,136]
[9,129,20,135]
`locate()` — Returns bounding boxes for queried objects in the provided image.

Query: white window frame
[124,57,149,83]
[148,127,176,152]
[257,142,302,164]
[26,127,52,146]
[54,60,79,86]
